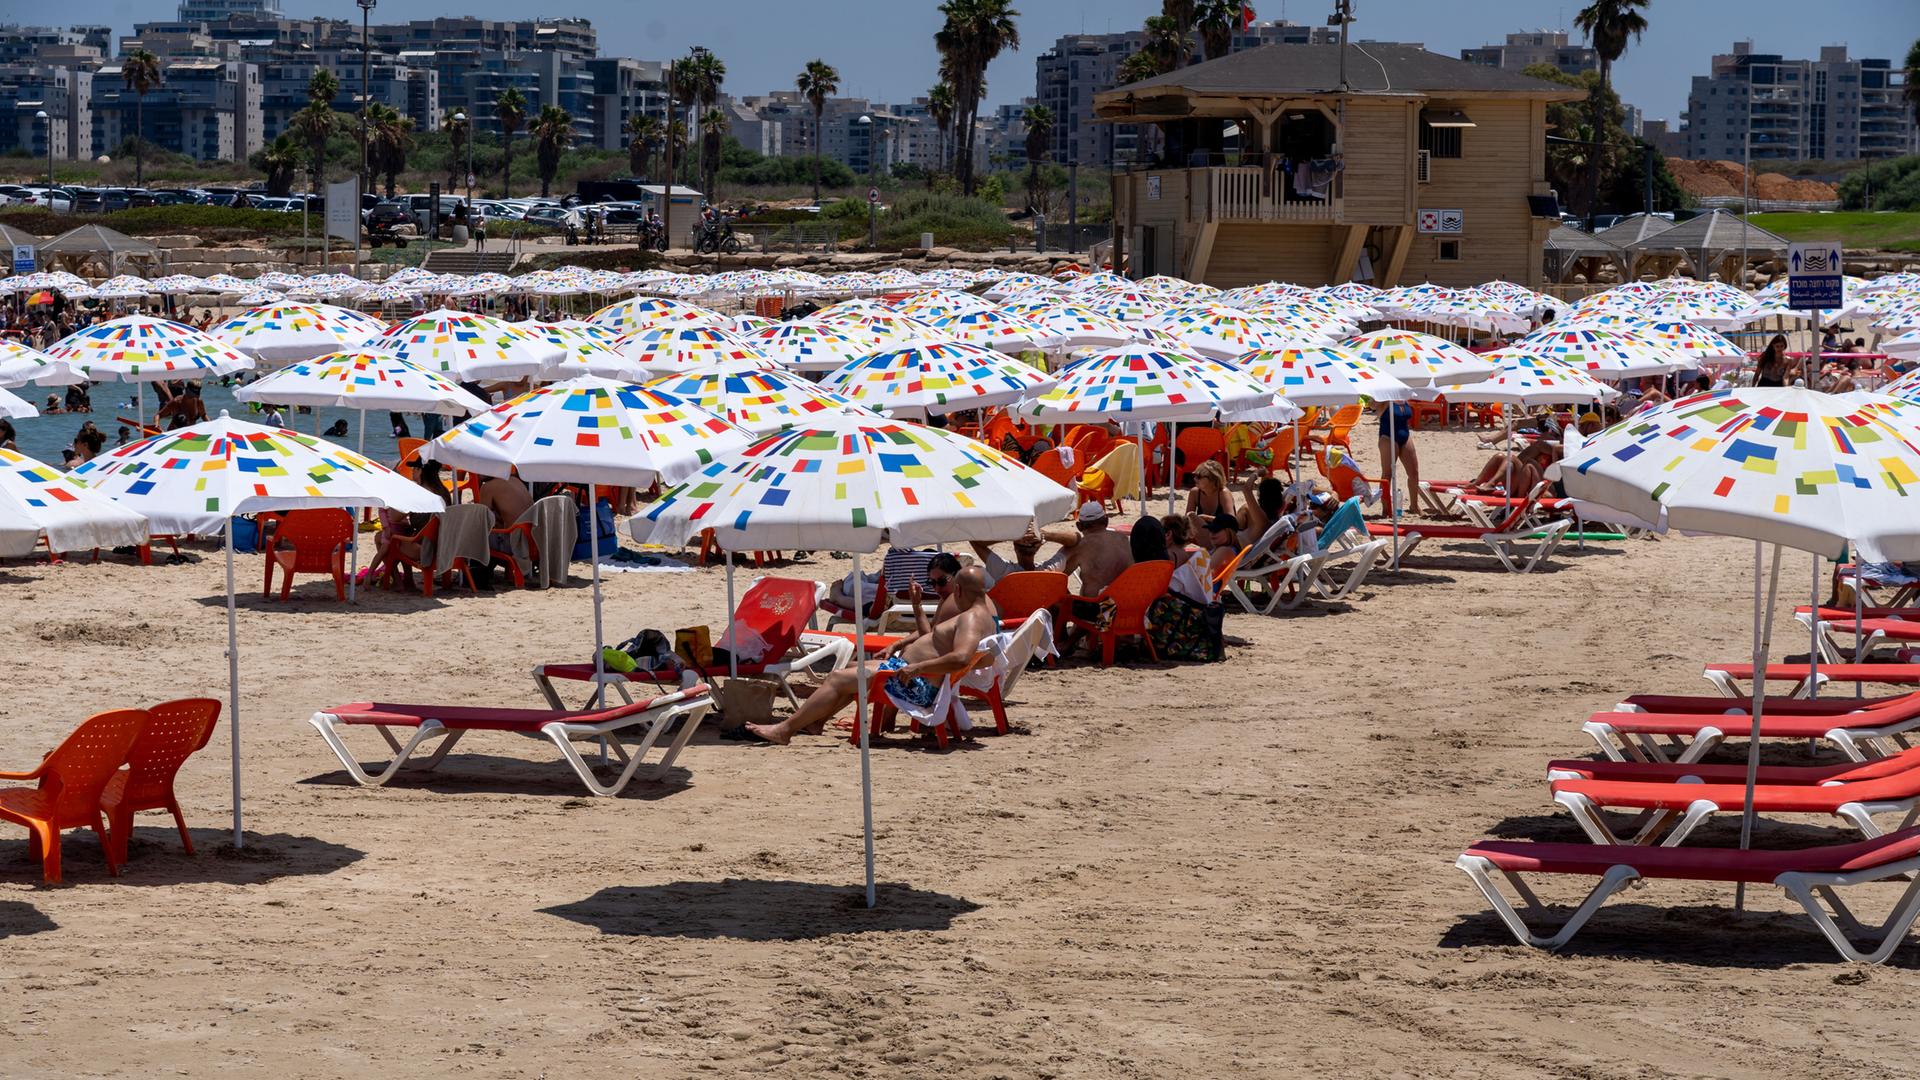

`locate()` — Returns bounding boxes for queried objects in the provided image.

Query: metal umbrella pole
[1735,540,1785,912]
[224,517,244,848]
[853,556,875,908]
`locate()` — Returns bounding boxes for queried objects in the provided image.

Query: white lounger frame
[531,634,852,713]
[309,689,713,797]
[1455,851,1920,964]
[1379,517,1572,574]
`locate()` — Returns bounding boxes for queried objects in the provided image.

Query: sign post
[11,243,35,274]
[1788,241,1843,384]
[324,178,360,275]
[867,186,880,248]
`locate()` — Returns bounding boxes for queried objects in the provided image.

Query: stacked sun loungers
[1456,660,1920,964]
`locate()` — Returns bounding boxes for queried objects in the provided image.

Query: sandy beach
[3,428,1915,1079]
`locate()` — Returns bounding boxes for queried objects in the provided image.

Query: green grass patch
[1748,211,1920,253]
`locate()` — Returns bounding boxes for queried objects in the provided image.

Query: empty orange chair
[1064,560,1177,667]
[1030,450,1076,488]
[989,570,1070,629]
[1316,404,1365,452]
[1174,426,1229,485]
[0,708,148,882]
[263,509,354,601]
[99,698,221,867]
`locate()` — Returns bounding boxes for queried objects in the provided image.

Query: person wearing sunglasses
[743,562,1000,746]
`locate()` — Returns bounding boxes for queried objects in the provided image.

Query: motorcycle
[693,213,741,255]
[639,219,669,251]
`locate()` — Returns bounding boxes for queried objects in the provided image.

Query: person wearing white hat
[1041,501,1137,650]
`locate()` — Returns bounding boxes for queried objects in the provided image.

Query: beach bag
[715,679,775,725]
[1147,592,1225,662]
[571,497,617,560]
[230,516,262,554]
[675,625,713,668]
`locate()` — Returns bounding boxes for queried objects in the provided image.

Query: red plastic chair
[1030,451,1076,489]
[989,570,1070,629]
[383,517,477,598]
[1174,426,1229,485]
[262,509,354,601]
[852,651,1005,749]
[0,708,148,882]
[99,698,221,866]
[1064,561,1176,667]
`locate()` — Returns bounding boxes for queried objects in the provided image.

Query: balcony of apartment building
[1111,108,1345,226]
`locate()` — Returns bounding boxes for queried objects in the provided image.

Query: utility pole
[1067,159,1079,253]
[661,58,676,254]
[356,0,376,278]
[1642,142,1655,217]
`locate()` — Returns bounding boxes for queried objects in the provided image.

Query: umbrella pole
[1809,553,1820,703]
[1855,564,1865,698]
[725,554,738,679]
[589,489,605,709]
[225,518,244,849]
[853,556,875,909]
[1137,430,1148,518]
[1735,541,1784,912]
[1389,413,1401,571]
[1167,421,1177,519]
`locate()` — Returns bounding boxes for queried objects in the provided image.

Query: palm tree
[935,0,1021,195]
[496,87,527,198]
[260,134,301,196]
[625,113,660,179]
[676,51,726,193]
[1143,16,1190,74]
[290,70,340,199]
[442,108,469,190]
[796,59,841,205]
[366,103,414,198]
[1160,0,1197,68]
[927,81,955,183]
[1904,39,1920,127]
[1573,0,1651,217]
[1022,104,1053,209]
[1116,49,1167,87]
[121,49,163,186]
[1195,0,1240,63]
[530,104,574,198]
[699,108,730,199]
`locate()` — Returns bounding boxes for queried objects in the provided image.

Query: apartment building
[1680,42,1916,161]
[1459,30,1597,78]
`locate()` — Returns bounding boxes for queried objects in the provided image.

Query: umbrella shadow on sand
[541,879,982,941]
[4,829,364,889]
[190,589,454,614]
[297,757,694,800]
[0,900,58,939]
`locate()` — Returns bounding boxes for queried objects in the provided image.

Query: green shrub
[1839,156,1920,212]
[875,190,1013,249]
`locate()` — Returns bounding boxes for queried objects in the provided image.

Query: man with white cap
[1042,501,1136,604]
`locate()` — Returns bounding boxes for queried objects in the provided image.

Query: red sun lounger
[309,686,712,797]
[1701,662,1920,699]
[1364,485,1571,573]
[1455,825,1920,963]
[1544,748,1920,846]
[1581,694,1920,765]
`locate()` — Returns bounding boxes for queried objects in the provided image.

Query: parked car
[147,188,197,205]
[365,201,415,246]
[16,186,75,211]
[70,187,106,212]
[521,205,580,229]
[1589,213,1624,230]
[398,192,467,232]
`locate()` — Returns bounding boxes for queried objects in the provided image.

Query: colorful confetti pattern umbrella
[822,340,1055,417]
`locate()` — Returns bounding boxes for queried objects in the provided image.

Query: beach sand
[1,427,1912,1079]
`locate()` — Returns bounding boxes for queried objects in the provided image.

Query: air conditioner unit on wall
[1416,149,1431,183]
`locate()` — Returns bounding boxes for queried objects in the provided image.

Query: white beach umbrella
[0,338,76,387]
[1506,327,1696,381]
[421,376,754,715]
[0,446,148,556]
[71,415,442,845]
[209,301,384,366]
[747,321,873,372]
[43,315,256,426]
[371,309,562,381]
[0,387,37,418]
[234,350,490,447]
[821,340,1055,418]
[633,406,1074,908]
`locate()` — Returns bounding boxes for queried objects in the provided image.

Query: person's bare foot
[744,722,791,745]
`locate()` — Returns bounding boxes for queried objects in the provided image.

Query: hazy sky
[61,0,1920,121]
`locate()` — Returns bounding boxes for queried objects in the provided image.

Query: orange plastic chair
[1319,448,1390,515]
[1317,404,1364,452]
[853,651,1005,749]
[1209,546,1249,591]
[262,509,354,601]
[1064,560,1177,667]
[1030,451,1076,489]
[0,708,148,882]
[1410,397,1449,430]
[1258,426,1301,478]
[394,437,427,477]
[1174,426,1229,485]
[1064,425,1113,464]
[989,570,1070,629]
[99,698,221,866]
[383,517,477,598]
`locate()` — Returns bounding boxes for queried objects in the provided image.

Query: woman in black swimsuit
[1754,334,1790,388]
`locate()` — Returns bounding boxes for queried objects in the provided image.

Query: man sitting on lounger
[744,565,1000,745]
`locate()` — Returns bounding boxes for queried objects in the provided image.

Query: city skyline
[38,0,1920,122]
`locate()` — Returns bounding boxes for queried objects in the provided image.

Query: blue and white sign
[10,243,33,273]
[1787,241,1843,311]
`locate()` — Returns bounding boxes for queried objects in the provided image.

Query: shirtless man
[744,565,999,745]
[1040,502,1134,599]
[476,470,535,525]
